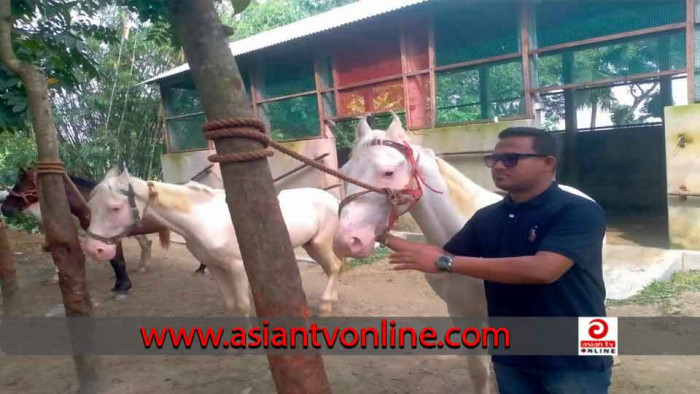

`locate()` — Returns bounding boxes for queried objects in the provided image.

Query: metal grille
[434,5,519,66]
[334,34,403,87]
[536,31,686,88]
[436,60,524,125]
[166,114,208,153]
[436,67,480,124]
[163,88,202,117]
[489,62,524,118]
[258,95,320,141]
[337,80,404,117]
[407,74,431,129]
[403,22,429,72]
[535,0,685,48]
[258,55,315,99]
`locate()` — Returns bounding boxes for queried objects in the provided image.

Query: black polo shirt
[443,181,611,370]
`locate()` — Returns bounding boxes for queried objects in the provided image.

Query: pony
[1,167,170,294]
[83,166,343,315]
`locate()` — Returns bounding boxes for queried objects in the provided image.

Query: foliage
[222,0,355,40]
[607,271,700,315]
[0,0,118,130]
[1,4,179,184]
[0,131,39,233]
[347,247,391,269]
[50,15,178,180]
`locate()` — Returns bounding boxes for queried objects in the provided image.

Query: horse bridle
[85,182,157,245]
[338,139,442,240]
[7,188,38,209]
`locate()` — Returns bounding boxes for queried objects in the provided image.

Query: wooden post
[0,0,99,391]
[687,0,696,104]
[520,0,534,119]
[168,1,331,394]
[428,15,437,127]
[0,218,19,315]
[562,50,578,185]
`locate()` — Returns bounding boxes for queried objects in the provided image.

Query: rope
[35,161,89,210]
[202,117,386,195]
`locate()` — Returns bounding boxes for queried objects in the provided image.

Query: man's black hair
[498,127,557,156]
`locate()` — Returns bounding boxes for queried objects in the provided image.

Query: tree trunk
[168,1,331,394]
[0,218,20,316]
[0,1,99,391]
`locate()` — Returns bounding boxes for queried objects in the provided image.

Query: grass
[607,270,700,311]
[346,247,392,269]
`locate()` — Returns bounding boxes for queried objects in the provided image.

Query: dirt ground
[1,230,699,394]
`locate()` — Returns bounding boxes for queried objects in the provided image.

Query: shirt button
[509,214,515,218]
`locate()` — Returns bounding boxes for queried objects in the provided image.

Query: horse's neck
[131,179,202,239]
[409,153,499,246]
[63,176,92,219]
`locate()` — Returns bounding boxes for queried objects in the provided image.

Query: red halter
[338,139,442,239]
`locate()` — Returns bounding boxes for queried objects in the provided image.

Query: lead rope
[202,118,387,195]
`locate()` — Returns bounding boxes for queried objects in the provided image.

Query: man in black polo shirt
[384,127,611,393]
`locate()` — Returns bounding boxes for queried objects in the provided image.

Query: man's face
[491,136,555,192]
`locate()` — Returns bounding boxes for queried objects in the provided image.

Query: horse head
[1,167,39,219]
[333,112,442,258]
[84,165,143,261]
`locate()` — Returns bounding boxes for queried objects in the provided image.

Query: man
[383,127,611,393]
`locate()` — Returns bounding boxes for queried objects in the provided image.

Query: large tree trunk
[0,218,20,315]
[0,1,99,391]
[168,1,331,393]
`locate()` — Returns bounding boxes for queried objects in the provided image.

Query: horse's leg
[442,279,491,394]
[302,241,342,316]
[110,243,132,294]
[133,234,152,273]
[193,263,207,275]
[207,261,250,316]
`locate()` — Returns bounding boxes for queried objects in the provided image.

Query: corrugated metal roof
[140,0,431,85]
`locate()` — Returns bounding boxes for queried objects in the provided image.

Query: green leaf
[11,102,27,113]
[231,0,251,15]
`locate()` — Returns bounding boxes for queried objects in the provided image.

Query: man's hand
[388,245,446,273]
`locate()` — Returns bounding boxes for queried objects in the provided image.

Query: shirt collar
[503,181,558,208]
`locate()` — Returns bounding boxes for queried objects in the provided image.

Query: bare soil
[1,230,698,394]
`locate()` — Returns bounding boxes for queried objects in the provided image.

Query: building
[142,0,700,249]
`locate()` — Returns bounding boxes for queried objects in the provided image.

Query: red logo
[588,319,608,340]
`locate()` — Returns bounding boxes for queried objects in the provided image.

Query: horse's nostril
[350,237,362,247]
[96,247,104,255]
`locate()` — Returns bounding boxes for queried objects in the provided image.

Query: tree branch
[0,0,23,74]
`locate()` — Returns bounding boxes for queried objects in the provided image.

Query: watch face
[437,255,452,270]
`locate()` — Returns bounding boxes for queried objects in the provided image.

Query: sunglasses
[483,153,549,168]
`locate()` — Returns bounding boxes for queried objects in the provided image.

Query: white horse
[84,166,343,315]
[332,114,607,394]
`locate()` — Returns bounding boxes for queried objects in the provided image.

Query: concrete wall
[665,104,700,250]
[161,126,341,200]
[411,119,537,192]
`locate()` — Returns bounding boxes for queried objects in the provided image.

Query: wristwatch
[435,255,454,272]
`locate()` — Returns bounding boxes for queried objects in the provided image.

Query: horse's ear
[386,111,408,142]
[105,166,119,179]
[355,116,372,142]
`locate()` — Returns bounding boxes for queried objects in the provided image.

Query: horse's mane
[435,157,501,217]
[148,180,220,213]
[68,175,97,190]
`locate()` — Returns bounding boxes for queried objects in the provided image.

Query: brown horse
[1,167,171,294]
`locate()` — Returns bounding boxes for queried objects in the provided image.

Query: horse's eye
[384,171,394,177]
[110,207,120,212]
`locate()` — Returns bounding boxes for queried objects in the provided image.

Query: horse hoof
[139,267,148,274]
[111,282,132,293]
[114,293,129,301]
[318,301,333,316]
